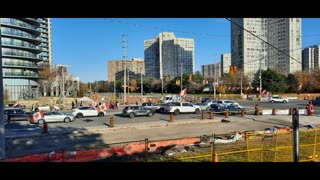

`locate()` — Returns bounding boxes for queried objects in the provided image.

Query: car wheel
[98,112,104,117]
[206,107,209,111]
[195,109,200,114]
[129,113,135,118]
[147,112,153,117]
[174,109,180,115]
[64,117,71,123]
[76,113,83,118]
[271,101,274,103]
[38,119,45,125]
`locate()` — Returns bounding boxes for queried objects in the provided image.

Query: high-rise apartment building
[1,18,51,100]
[302,45,320,73]
[37,18,52,70]
[221,53,231,75]
[202,63,221,79]
[144,32,194,79]
[107,58,145,82]
[231,18,302,80]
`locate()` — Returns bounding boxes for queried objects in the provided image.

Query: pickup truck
[164,102,201,115]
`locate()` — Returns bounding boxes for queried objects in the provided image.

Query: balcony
[3,62,44,70]
[4,72,44,79]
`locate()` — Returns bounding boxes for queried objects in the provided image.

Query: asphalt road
[4,99,316,137]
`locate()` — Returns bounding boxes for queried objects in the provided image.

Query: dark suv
[122,106,155,118]
[4,108,31,122]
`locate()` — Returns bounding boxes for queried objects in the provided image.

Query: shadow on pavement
[5,122,110,159]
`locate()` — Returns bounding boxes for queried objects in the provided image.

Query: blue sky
[52,18,320,83]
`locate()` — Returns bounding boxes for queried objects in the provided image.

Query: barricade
[109,117,114,127]
[169,113,174,122]
[201,112,205,120]
[209,112,214,119]
[43,122,48,133]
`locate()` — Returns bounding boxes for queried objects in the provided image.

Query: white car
[269,96,289,103]
[72,106,106,118]
[194,102,210,111]
[42,111,75,124]
[217,100,243,109]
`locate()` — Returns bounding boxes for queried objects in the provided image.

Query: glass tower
[1,18,48,101]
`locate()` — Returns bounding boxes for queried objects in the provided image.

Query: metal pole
[113,69,116,98]
[127,67,130,97]
[0,22,6,159]
[292,108,299,162]
[62,67,65,107]
[181,62,183,92]
[161,78,164,96]
[123,34,127,104]
[214,64,216,100]
[259,54,262,101]
[141,67,143,101]
[240,71,243,95]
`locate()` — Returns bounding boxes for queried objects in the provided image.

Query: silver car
[36,111,75,124]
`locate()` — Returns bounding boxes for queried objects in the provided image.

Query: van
[160,95,180,104]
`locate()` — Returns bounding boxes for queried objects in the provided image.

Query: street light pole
[62,66,65,107]
[180,62,183,92]
[240,71,243,96]
[214,64,216,100]
[123,34,127,104]
[113,67,116,99]
[259,55,262,101]
[141,67,143,101]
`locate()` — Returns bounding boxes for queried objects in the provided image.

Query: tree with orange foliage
[78,82,89,97]
[130,79,137,92]
[38,66,57,96]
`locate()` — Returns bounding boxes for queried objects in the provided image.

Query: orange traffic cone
[213,153,219,162]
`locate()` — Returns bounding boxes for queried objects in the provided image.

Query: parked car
[122,106,155,118]
[5,103,26,109]
[37,111,75,124]
[209,103,223,112]
[142,102,162,112]
[220,104,244,115]
[217,100,243,108]
[164,102,201,115]
[72,106,106,118]
[269,96,289,103]
[159,102,178,113]
[4,108,31,122]
[194,102,210,111]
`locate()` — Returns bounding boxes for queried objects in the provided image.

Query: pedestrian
[31,104,35,112]
[116,101,119,109]
[75,99,78,106]
[307,101,314,116]
[255,104,259,115]
[72,101,75,109]
[136,101,138,105]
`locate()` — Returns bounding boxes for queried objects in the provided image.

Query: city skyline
[51,18,320,83]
